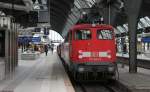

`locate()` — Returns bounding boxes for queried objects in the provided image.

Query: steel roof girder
[50,2,70,15]
[50,13,66,23]
[51,0,74,8]
[50,0,72,12]
[50,9,67,19]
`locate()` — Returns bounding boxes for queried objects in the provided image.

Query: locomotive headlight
[78,50,82,53]
[106,50,111,58]
[107,55,111,58]
[78,50,83,59]
[78,55,83,59]
[107,51,111,58]
[78,67,84,72]
[108,66,114,72]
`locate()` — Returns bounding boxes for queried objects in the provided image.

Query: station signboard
[32,37,41,42]
[18,36,32,44]
[142,37,150,43]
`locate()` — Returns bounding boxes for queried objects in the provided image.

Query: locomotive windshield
[97,29,113,40]
[75,29,91,40]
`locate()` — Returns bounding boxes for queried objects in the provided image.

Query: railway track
[58,55,131,92]
[117,56,150,69]
[76,82,113,92]
[62,56,150,92]
[75,80,131,92]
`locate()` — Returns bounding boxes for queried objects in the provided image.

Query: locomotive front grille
[78,65,110,72]
[84,62,114,65]
[76,62,116,73]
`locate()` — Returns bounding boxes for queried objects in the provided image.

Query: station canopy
[49,0,99,36]
[1,0,150,36]
[49,0,150,36]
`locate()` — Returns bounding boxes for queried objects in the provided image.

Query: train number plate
[91,52,99,57]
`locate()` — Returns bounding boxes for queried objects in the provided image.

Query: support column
[101,7,117,25]
[126,0,142,73]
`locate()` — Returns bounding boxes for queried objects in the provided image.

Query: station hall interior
[1,0,150,92]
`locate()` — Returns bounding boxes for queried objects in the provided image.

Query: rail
[58,54,131,92]
[75,80,131,92]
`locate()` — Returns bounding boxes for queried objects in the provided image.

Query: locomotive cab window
[97,29,113,40]
[75,29,91,40]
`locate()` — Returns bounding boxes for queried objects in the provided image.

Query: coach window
[75,29,91,40]
[97,30,113,40]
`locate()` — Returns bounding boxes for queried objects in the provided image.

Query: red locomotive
[58,24,117,80]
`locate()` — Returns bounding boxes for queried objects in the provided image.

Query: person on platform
[51,44,54,54]
[123,43,127,54]
[44,45,48,56]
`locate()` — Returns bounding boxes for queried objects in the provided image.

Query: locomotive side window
[75,29,91,40]
[97,30,113,40]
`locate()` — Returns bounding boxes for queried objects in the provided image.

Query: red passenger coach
[59,24,117,80]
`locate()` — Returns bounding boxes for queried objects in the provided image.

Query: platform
[117,53,150,61]
[21,51,40,60]
[0,58,5,80]
[118,64,150,92]
[0,51,74,92]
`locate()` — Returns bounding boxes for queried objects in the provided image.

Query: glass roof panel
[116,27,121,33]
[140,18,150,27]
[123,24,128,32]
[69,14,76,23]
[114,28,120,34]
[77,0,87,8]
[68,20,74,25]
[144,16,150,22]
[71,7,80,18]
[74,1,81,9]
[138,23,143,29]
[74,0,91,9]
[139,21,145,28]
[85,0,96,7]
[117,26,126,33]
[144,16,150,26]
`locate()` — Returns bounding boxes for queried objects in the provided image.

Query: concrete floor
[0,52,74,92]
[118,64,150,92]
[1,51,150,92]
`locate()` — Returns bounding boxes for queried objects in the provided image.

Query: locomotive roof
[70,24,113,30]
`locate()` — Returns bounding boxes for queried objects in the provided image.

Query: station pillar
[126,0,142,73]
[100,5,117,25]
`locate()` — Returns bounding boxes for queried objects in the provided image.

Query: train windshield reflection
[75,29,91,40]
[97,30,113,40]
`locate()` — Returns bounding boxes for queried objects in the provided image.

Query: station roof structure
[1,0,150,36]
[48,0,150,36]
[0,0,48,27]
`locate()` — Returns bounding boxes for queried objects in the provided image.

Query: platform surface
[117,53,150,60]
[118,64,150,92]
[0,51,74,92]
